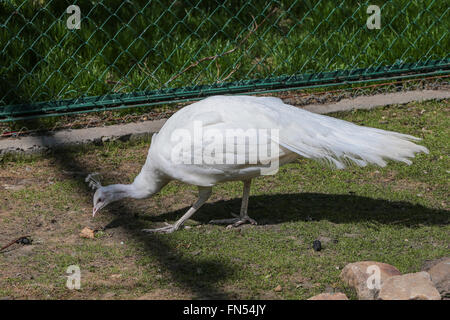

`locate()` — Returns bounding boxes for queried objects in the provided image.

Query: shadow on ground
[140,193,449,228]
[39,146,234,299]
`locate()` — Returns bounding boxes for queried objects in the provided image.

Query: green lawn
[1,0,448,106]
[0,99,448,299]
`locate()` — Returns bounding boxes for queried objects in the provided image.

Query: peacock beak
[92,207,98,217]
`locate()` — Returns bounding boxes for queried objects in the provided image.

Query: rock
[80,227,95,239]
[378,272,441,300]
[273,285,282,292]
[308,292,348,300]
[423,257,449,298]
[312,240,321,251]
[422,257,448,271]
[18,237,32,245]
[340,261,401,300]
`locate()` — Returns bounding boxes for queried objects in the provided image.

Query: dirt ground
[0,99,448,299]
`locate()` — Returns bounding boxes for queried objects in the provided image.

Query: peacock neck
[132,161,170,199]
[103,184,142,201]
[106,169,169,201]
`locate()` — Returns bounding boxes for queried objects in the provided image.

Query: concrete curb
[0,119,167,155]
[1,90,448,155]
[301,89,449,114]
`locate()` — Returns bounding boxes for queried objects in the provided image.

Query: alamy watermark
[170,121,280,175]
[366,265,381,290]
[367,5,381,29]
[66,265,81,290]
[66,5,81,30]
[65,4,381,31]
[65,4,382,31]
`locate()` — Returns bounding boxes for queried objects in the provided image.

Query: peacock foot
[142,222,178,234]
[209,213,257,228]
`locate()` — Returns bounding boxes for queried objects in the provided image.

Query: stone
[80,227,95,239]
[312,240,321,251]
[378,272,441,300]
[423,257,449,298]
[308,292,349,300]
[340,261,401,300]
[422,257,448,271]
[273,285,282,292]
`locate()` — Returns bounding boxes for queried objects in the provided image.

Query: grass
[0,99,448,299]
[1,0,448,106]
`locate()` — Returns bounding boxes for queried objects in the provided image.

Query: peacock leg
[142,186,212,234]
[209,179,257,227]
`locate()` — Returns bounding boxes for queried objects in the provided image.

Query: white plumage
[88,95,428,233]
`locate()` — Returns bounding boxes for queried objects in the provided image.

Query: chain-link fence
[1,0,449,121]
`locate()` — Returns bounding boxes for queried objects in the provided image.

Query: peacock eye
[98,198,103,203]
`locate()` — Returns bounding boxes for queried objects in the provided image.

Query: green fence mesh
[0,0,449,121]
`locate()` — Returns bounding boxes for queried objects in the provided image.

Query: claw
[142,224,178,234]
[210,215,258,228]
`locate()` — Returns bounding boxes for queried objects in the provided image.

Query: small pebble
[80,227,95,239]
[18,237,32,245]
[313,240,322,251]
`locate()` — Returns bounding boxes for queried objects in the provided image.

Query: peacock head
[92,187,114,217]
[86,173,113,217]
